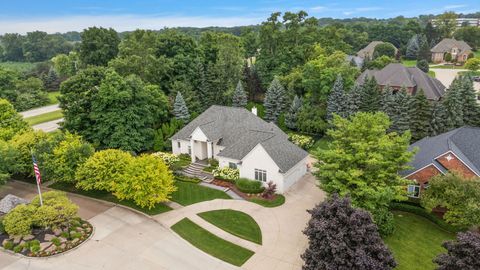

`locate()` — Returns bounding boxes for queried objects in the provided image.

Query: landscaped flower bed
[210,179,285,207]
[0,218,93,257]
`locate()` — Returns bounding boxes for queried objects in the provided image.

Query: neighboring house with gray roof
[356,41,398,60]
[401,127,480,198]
[171,105,309,193]
[356,63,446,100]
[431,38,472,63]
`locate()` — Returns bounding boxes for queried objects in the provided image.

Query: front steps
[182,162,214,182]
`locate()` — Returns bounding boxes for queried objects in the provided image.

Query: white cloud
[0,14,264,34]
[310,6,326,11]
[443,4,467,9]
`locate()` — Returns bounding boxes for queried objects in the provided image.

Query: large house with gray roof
[356,63,446,100]
[401,127,480,198]
[171,105,309,193]
[431,38,472,63]
[356,41,398,60]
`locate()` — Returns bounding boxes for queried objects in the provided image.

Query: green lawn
[47,91,60,104]
[248,194,285,208]
[170,181,231,206]
[171,218,254,266]
[384,211,455,270]
[25,110,63,125]
[198,209,262,244]
[428,70,436,78]
[402,60,417,67]
[474,51,480,58]
[429,64,465,69]
[49,182,172,215]
[0,61,38,73]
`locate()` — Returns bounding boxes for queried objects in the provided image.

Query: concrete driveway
[432,68,480,91]
[20,104,60,118]
[32,118,64,132]
[156,173,326,270]
[0,174,325,270]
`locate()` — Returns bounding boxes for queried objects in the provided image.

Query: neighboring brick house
[431,38,472,63]
[356,63,446,101]
[356,41,398,60]
[401,127,480,199]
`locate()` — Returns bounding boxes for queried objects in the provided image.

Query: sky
[0,0,478,34]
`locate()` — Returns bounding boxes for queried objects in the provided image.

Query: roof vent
[251,106,257,116]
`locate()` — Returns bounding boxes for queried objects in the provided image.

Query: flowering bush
[289,133,314,149]
[213,167,239,181]
[152,152,180,166]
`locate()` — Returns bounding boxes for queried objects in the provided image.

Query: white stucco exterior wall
[172,139,190,155]
[282,156,308,191]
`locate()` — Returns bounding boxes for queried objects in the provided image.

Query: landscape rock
[71,239,79,245]
[53,228,62,236]
[40,241,52,251]
[23,234,35,241]
[12,236,22,245]
[59,243,66,250]
[59,237,67,243]
[45,245,57,253]
[75,227,83,232]
[2,239,10,247]
[44,234,55,241]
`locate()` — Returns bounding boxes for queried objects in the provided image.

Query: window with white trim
[177,141,181,148]
[188,146,191,155]
[229,162,237,169]
[407,184,420,198]
[254,169,267,182]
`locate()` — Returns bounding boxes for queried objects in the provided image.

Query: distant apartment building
[431,18,480,28]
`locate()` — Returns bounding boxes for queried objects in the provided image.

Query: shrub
[262,181,277,199]
[152,151,180,166]
[434,231,480,270]
[70,232,82,239]
[236,178,265,194]
[372,208,395,236]
[175,175,201,183]
[416,59,429,73]
[3,240,14,250]
[288,133,314,149]
[13,244,23,253]
[0,217,4,234]
[3,204,35,236]
[51,237,61,247]
[465,57,480,71]
[29,240,40,253]
[208,158,219,167]
[213,167,239,181]
[445,52,452,62]
[31,191,79,229]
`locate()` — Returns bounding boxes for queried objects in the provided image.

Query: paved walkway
[20,104,60,118]
[156,173,326,270]
[32,118,63,132]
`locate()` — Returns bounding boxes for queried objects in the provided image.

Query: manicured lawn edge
[198,209,262,244]
[249,194,285,207]
[25,110,63,125]
[48,182,172,215]
[170,181,231,206]
[171,218,254,266]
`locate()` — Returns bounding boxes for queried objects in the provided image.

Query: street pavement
[19,104,60,118]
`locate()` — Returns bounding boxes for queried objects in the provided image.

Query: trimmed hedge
[235,178,265,194]
[389,202,464,233]
[175,175,201,183]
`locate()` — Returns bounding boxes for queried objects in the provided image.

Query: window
[407,185,420,198]
[229,162,237,169]
[254,169,267,182]
[177,141,181,148]
[188,146,191,155]
[423,182,429,190]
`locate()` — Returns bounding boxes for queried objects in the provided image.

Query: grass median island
[171,218,254,266]
[171,181,231,206]
[198,209,262,244]
[384,211,455,270]
[249,194,285,207]
[48,182,172,215]
[25,110,63,125]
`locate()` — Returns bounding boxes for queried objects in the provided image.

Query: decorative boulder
[0,194,29,215]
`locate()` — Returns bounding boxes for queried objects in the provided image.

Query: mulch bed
[211,179,277,201]
[0,219,93,257]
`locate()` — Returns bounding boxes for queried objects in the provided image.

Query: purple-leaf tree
[434,231,480,270]
[302,194,396,270]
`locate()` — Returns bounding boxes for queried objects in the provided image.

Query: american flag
[32,155,42,185]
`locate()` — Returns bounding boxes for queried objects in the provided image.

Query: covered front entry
[191,140,209,162]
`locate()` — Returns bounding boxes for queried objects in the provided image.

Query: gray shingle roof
[431,38,472,53]
[402,127,480,176]
[171,105,308,172]
[356,63,446,100]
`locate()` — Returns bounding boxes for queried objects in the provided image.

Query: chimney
[251,106,257,116]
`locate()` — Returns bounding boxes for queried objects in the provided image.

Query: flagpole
[30,149,43,206]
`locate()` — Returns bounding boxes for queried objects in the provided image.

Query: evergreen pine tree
[381,86,396,118]
[406,35,419,60]
[429,101,450,136]
[264,77,286,123]
[327,75,348,120]
[444,78,464,128]
[409,89,432,141]
[173,92,190,122]
[360,76,381,112]
[231,80,247,107]
[346,84,363,117]
[459,76,480,127]
[285,95,302,129]
[153,129,165,151]
[389,88,411,134]
[416,34,431,61]
[44,67,59,90]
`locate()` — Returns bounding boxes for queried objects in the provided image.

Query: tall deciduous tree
[315,112,413,235]
[326,75,348,120]
[285,95,302,130]
[173,91,190,122]
[231,80,247,107]
[421,172,480,229]
[302,194,396,270]
[80,27,120,66]
[264,77,286,123]
[434,231,480,270]
[0,98,30,141]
